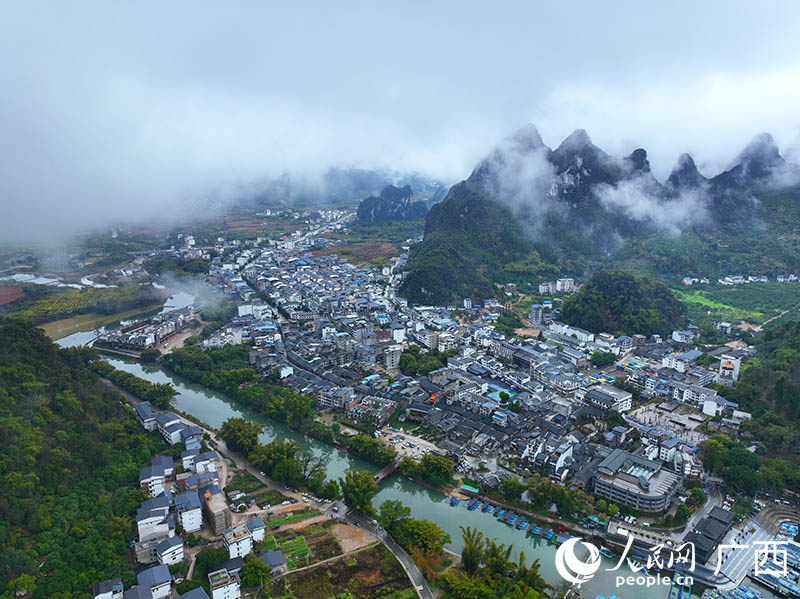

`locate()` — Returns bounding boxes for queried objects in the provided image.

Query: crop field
[4,284,165,324]
[274,543,415,599]
[266,509,316,527]
[263,533,313,569]
[672,282,800,324]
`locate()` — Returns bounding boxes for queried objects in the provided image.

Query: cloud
[594,177,708,235]
[2,1,800,243]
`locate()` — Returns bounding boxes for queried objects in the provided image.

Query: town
[81,210,800,599]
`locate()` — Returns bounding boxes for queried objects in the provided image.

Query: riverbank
[94,356,668,599]
[41,301,166,340]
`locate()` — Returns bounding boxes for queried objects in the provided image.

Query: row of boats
[448,496,558,539]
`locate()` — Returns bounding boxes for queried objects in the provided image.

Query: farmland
[1,284,165,325]
[672,282,800,325]
[273,543,415,599]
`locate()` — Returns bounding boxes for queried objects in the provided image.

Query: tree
[339,470,378,516]
[220,417,263,455]
[607,503,620,517]
[240,554,271,588]
[378,499,411,531]
[500,477,525,502]
[590,351,617,367]
[139,348,161,363]
[460,526,485,575]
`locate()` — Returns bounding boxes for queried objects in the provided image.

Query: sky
[2,1,800,243]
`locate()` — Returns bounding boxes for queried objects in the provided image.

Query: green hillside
[0,320,163,598]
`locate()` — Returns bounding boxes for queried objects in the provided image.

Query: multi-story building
[384,344,402,369]
[580,384,632,412]
[222,526,253,559]
[528,304,543,327]
[175,490,203,533]
[716,353,742,387]
[208,569,240,599]
[593,449,682,512]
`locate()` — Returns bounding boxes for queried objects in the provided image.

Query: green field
[672,282,800,325]
[264,533,313,569]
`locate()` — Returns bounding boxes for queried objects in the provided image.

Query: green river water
[55,327,737,599]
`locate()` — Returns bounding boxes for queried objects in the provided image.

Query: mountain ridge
[400,125,800,305]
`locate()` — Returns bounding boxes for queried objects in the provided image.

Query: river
[55,289,197,347]
[60,348,677,599]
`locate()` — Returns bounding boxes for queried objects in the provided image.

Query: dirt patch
[311,241,398,266]
[330,523,377,552]
[0,286,24,306]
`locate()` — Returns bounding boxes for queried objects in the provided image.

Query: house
[156,413,185,445]
[175,490,203,533]
[245,516,266,542]
[139,464,166,497]
[156,536,184,566]
[208,568,240,599]
[223,525,253,559]
[150,455,174,478]
[93,577,123,599]
[194,451,218,474]
[135,402,157,431]
[671,330,695,343]
[178,588,209,599]
[658,438,681,462]
[136,565,171,599]
[258,549,288,574]
[182,449,200,471]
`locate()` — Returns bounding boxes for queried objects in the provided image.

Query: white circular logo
[555,537,602,585]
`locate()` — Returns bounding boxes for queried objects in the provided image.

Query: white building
[156,536,184,566]
[175,491,203,533]
[223,526,253,559]
[209,569,240,599]
[245,516,266,543]
[137,565,171,599]
[139,464,166,497]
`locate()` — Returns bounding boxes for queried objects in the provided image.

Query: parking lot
[379,427,442,459]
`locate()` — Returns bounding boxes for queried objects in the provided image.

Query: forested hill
[559,271,685,336]
[400,125,800,304]
[0,320,163,599]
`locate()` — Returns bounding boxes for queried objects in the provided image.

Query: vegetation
[338,470,378,516]
[702,434,800,494]
[0,284,164,324]
[0,320,164,598]
[561,271,684,336]
[439,526,549,599]
[144,256,210,276]
[716,321,800,458]
[246,436,340,499]
[345,434,397,467]
[377,500,450,555]
[397,454,454,488]
[673,282,800,325]
[220,417,263,454]
[398,344,455,376]
[590,351,617,367]
[494,311,524,336]
[90,359,177,409]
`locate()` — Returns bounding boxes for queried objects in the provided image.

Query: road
[110,376,431,596]
[343,509,434,599]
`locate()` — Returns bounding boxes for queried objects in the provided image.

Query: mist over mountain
[235,168,446,209]
[356,185,429,224]
[401,125,800,304]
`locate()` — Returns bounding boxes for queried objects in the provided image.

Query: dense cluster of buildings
[98,305,198,351]
[206,234,764,521]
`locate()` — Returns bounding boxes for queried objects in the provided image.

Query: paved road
[344,509,433,599]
